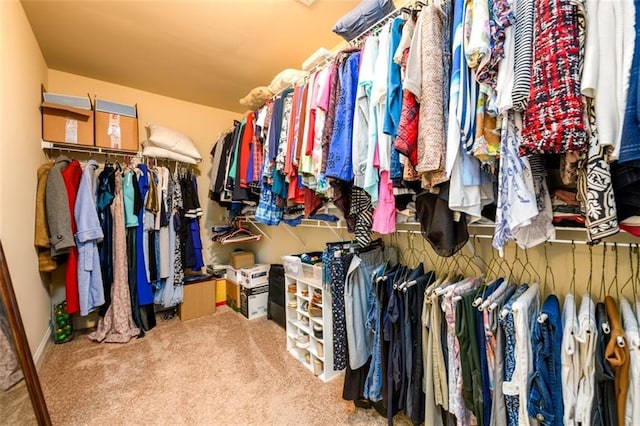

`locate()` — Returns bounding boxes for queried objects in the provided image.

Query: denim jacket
[527,295,564,426]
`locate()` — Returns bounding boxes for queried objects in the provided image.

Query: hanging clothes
[520,0,587,154]
[88,171,140,343]
[96,164,115,316]
[74,159,105,316]
[135,164,154,307]
[326,50,361,182]
[34,162,57,272]
[604,296,630,426]
[61,159,83,314]
[527,294,564,426]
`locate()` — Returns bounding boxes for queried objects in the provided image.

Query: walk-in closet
[2,0,640,425]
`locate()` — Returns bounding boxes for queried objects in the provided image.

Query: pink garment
[372,171,396,234]
[317,67,333,112]
[373,143,381,168]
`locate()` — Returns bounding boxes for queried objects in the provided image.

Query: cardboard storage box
[178,279,216,321]
[240,283,269,320]
[230,251,255,269]
[226,267,241,284]
[94,98,139,151]
[41,92,94,146]
[240,264,269,288]
[226,279,241,312]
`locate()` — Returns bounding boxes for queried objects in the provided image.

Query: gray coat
[46,156,75,257]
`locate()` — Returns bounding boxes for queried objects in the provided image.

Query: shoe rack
[284,270,341,382]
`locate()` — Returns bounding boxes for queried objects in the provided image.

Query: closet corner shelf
[41,140,142,157]
[241,216,347,247]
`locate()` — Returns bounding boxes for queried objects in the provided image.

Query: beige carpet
[0,379,37,425]
[37,306,411,425]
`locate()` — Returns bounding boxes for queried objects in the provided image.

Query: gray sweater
[46,156,75,256]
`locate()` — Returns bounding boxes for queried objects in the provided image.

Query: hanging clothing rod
[41,140,141,157]
[392,227,639,248]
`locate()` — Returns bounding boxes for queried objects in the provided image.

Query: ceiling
[21,0,363,113]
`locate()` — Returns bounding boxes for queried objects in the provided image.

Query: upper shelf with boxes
[41,92,139,153]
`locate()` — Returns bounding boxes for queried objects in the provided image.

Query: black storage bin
[267,264,285,329]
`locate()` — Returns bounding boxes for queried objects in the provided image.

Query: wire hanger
[599,243,607,302]
[607,243,619,300]
[569,241,577,301]
[468,236,490,279]
[634,245,640,307]
[220,219,262,245]
[620,244,635,302]
[543,243,557,296]
[418,235,436,272]
[404,232,420,268]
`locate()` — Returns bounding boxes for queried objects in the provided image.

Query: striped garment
[460,0,478,155]
[520,0,587,154]
[349,187,373,248]
[510,0,534,111]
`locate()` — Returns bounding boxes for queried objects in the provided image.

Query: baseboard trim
[33,324,51,371]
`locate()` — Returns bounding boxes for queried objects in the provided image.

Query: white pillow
[142,140,197,164]
[145,123,201,160]
[268,69,307,95]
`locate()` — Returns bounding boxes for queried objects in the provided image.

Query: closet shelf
[41,140,142,157]
[243,216,637,247]
[396,222,640,246]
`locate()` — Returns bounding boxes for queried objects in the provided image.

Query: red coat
[61,160,82,314]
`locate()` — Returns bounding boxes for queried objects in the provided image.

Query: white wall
[0,0,52,361]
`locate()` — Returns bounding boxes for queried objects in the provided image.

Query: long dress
[88,173,140,343]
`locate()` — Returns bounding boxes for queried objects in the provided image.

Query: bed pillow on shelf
[268,69,307,95]
[332,0,396,42]
[142,140,198,164]
[239,86,274,111]
[145,123,201,160]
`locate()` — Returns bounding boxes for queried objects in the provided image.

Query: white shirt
[403,10,424,98]
[620,296,640,426]
[503,282,540,426]
[371,22,393,172]
[582,0,636,158]
[495,0,515,113]
[575,294,597,425]
[352,36,378,189]
[561,294,580,426]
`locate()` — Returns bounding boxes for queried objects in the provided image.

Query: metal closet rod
[41,140,141,158]
[392,228,640,248]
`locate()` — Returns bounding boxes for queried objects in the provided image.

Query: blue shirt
[326,51,361,181]
[619,2,640,163]
[383,16,405,138]
[136,164,154,306]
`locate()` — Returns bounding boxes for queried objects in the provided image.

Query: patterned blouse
[520,0,587,154]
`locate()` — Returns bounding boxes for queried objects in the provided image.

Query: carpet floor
[35,306,411,425]
[0,379,36,425]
